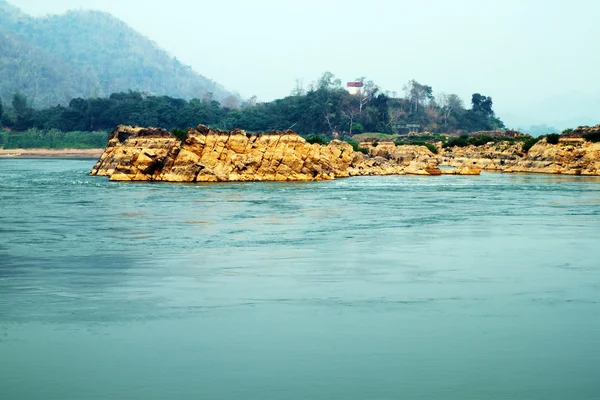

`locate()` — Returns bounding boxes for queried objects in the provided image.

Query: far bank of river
[0,148,104,158]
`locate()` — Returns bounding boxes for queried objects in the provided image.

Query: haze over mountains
[0,0,233,108]
[2,0,598,132]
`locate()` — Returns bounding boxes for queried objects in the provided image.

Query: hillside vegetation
[0,72,507,137]
[0,0,233,108]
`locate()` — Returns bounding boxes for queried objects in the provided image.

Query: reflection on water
[1,158,600,400]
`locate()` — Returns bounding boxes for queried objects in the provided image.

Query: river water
[1,158,599,399]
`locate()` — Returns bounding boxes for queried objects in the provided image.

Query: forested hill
[0,73,506,136]
[0,0,234,108]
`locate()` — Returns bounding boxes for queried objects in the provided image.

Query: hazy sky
[9,0,600,129]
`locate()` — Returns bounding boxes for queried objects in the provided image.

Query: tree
[457,93,504,132]
[12,92,34,131]
[356,77,379,115]
[403,80,433,113]
[241,95,258,109]
[223,95,239,110]
[202,92,214,103]
[386,98,408,131]
[291,79,305,96]
[340,96,361,135]
[471,93,494,116]
[438,93,465,129]
[316,71,342,91]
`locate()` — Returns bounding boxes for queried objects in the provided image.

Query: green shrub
[171,129,188,141]
[306,135,328,145]
[546,133,560,144]
[372,141,379,147]
[443,134,470,148]
[522,137,541,153]
[423,142,438,154]
[351,122,365,134]
[468,135,494,146]
[344,138,369,154]
[562,128,573,134]
[345,139,360,151]
[583,132,600,143]
[345,139,360,152]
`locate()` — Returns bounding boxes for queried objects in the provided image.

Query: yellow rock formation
[441,136,600,176]
[90,125,454,182]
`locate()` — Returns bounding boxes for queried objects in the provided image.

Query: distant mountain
[516,124,559,137]
[502,92,600,132]
[0,0,234,108]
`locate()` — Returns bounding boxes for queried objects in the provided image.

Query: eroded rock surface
[90,125,448,182]
[506,139,600,175]
[442,134,600,175]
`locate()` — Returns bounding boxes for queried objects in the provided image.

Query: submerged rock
[90,125,461,182]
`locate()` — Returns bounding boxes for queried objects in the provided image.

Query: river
[1,158,599,399]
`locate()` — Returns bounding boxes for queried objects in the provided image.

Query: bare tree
[386,98,407,131]
[223,95,239,110]
[340,97,361,135]
[202,92,214,103]
[438,92,464,130]
[356,77,379,115]
[242,95,258,108]
[403,79,433,113]
[291,79,305,96]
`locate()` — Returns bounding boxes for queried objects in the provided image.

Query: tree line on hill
[0,72,505,137]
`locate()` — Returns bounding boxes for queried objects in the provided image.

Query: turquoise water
[1,158,600,400]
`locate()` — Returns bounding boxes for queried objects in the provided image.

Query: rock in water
[441,127,600,176]
[90,125,455,182]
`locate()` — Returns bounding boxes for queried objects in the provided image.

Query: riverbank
[0,148,104,158]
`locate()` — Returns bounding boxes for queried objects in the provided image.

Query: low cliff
[442,133,600,175]
[441,140,524,171]
[506,139,600,175]
[90,125,450,182]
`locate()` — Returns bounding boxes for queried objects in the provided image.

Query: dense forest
[0,72,505,141]
[0,0,234,108]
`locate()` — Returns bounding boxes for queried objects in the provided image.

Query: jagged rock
[91,125,457,182]
[561,124,600,139]
[441,133,600,175]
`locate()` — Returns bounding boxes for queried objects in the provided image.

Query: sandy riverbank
[0,148,103,158]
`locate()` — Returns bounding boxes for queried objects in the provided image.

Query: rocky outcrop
[441,136,600,175]
[356,142,442,176]
[91,125,600,181]
[561,124,600,139]
[505,139,600,175]
[90,125,452,182]
[441,140,524,171]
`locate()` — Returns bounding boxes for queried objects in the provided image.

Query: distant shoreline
[0,148,103,158]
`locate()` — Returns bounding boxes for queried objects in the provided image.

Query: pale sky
[8,0,600,129]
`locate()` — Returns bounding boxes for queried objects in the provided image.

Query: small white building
[347,81,363,95]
